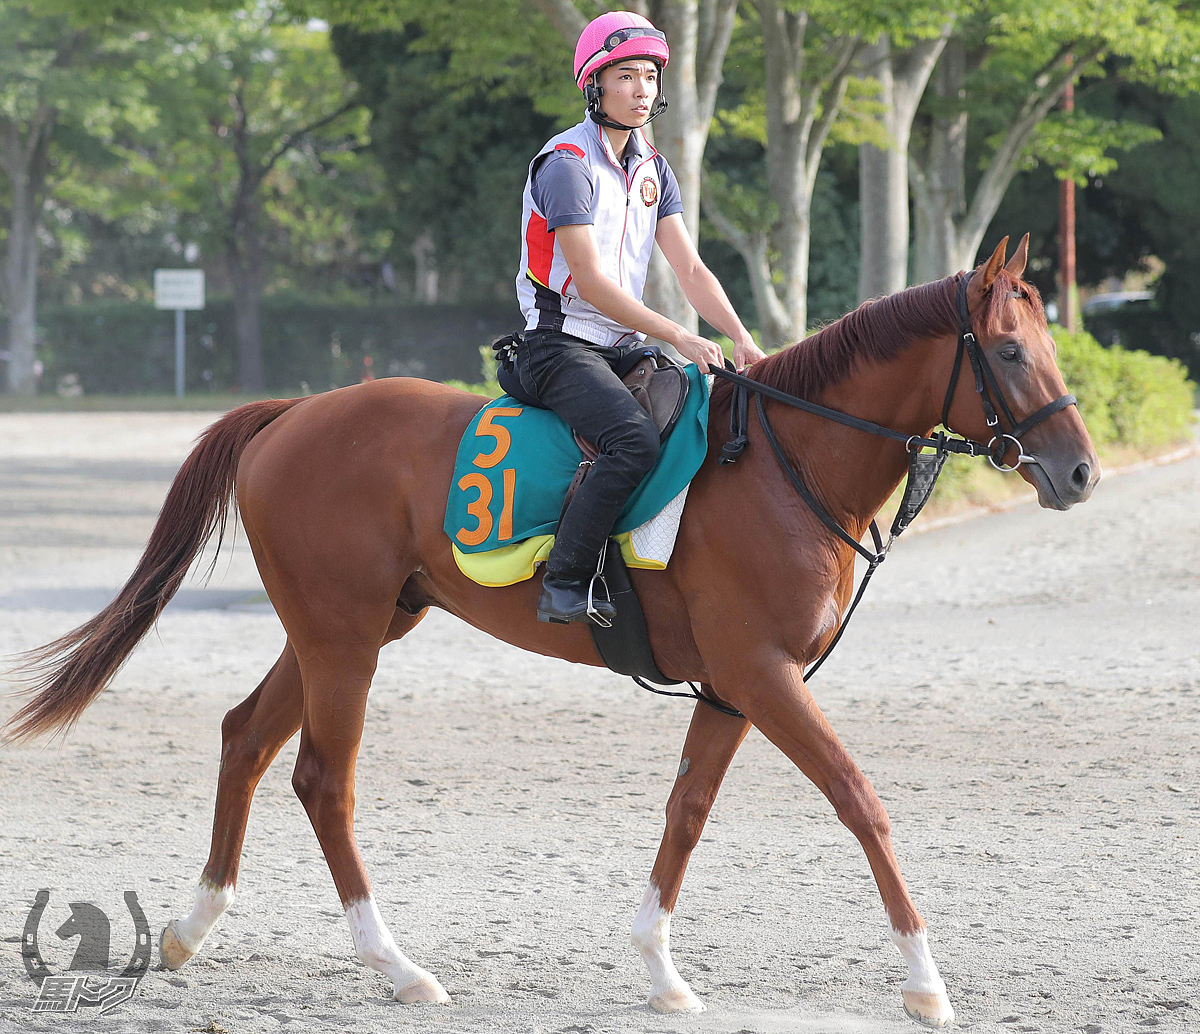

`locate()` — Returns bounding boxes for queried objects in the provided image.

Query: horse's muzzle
[1026,452,1100,510]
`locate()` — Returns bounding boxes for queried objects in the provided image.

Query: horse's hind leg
[161,642,304,969]
[632,693,751,1014]
[290,633,449,1005]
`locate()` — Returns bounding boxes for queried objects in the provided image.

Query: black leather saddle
[496,338,689,450]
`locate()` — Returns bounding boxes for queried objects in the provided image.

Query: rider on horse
[513,10,765,626]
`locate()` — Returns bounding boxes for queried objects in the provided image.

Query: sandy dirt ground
[0,410,1196,1034]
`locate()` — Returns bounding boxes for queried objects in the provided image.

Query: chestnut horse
[4,237,1098,1027]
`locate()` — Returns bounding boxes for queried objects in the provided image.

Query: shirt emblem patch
[640,177,658,207]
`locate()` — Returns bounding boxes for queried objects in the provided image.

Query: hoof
[649,987,706,1014]
[394,974,451,1005]
[158,921,196,971]
[903,989,955,1027]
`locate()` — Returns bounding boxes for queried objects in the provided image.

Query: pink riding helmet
[573,11,671,90]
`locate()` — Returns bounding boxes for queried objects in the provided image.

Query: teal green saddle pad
[445,362,709,556]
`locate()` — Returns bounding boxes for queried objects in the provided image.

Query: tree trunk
[858,38,909,300]
[229,259,264,393]
[703,2,861,349]
[227,192,265,393]
[413,229,439,303]
[644,1,702,330]
[857,28,950,300]
[0,109,55,395]
[911,39,970,281]
[743,233,793,346]
[646,0,738,333]
[911,37,1097,280]
[2,185,41,394]
[859,136,909,298]
[776,213,810,345]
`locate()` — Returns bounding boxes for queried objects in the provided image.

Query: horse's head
[944,235,1100,510]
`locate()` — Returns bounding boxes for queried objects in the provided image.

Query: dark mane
[712,268,1044,408]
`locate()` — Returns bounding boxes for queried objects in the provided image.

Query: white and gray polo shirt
[515,119,683,347]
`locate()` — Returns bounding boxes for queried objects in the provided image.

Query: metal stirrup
[587,539,613,628]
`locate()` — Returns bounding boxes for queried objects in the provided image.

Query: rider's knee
[608,411,660,471]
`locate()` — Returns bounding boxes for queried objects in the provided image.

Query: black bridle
[942,273,1078,472]
[635,271,1077,719]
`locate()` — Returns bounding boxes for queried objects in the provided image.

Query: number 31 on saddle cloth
[444,361,710,587]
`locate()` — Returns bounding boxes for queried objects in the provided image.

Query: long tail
[2,398,301,744]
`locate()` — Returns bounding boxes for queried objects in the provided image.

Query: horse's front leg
[632,691,751,1013]
[722,655,954,1028]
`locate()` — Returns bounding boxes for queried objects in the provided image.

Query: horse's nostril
[1071,462,1090,490]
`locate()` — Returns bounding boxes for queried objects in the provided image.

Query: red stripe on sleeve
[525,210,555,288]
[554,142,585,159]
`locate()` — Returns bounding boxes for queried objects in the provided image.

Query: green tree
[991,81,1200,374]
[0,0,250,394]
[909,0,1200,282]
[144,4,365,391]
[330,24,556,304]
[0,3,156,393]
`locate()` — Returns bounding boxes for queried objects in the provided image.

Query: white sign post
[154,269,205,398]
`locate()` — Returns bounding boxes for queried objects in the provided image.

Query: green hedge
[33,295,523,396]
[1052,325,1195,451]
[1084,304,1200,379]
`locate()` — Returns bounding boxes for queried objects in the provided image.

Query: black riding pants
[515,329,660,579]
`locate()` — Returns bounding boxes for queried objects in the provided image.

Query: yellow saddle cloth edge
[452,532,667,588]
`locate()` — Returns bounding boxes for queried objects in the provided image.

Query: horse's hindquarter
[233,379,480,635]
[233,378,608,665]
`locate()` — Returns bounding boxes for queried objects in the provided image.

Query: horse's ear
[967,236,1008,309]
[1005,233,1029,279]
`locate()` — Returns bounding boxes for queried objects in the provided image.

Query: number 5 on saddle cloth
[444,334,708,686]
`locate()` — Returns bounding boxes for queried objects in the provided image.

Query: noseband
[638,272,1078,718]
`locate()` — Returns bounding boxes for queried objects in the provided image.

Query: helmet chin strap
[585,75,668,132]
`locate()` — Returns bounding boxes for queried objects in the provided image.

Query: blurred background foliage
[0,0,1195,460]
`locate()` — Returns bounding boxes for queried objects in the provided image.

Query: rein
[636,271,1077,719]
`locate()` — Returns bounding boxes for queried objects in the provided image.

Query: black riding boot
[536,565,616,625]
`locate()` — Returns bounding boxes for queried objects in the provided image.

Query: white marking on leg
[889,927,946,994]
[631,883,704,1013]
[345,895,450,1004]
[891,927,955,1027]
[172,880,235,955]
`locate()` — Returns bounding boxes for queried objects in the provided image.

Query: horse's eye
[999,344,1023,363]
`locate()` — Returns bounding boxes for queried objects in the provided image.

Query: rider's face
[596,59,659,126]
